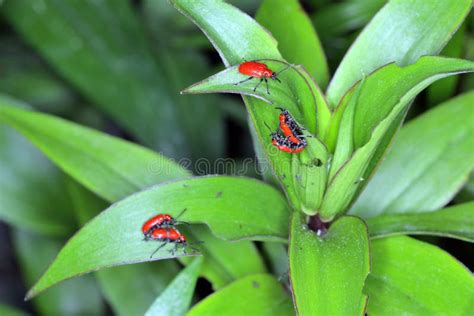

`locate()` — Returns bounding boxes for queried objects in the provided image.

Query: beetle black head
[271,73,281,83]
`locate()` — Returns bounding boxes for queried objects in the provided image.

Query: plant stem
[307,214,328,236]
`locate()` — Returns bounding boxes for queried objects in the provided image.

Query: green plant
[0,0,473,315]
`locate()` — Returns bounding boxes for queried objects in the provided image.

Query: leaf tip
[180,85,196,95]
[24,288,36,301]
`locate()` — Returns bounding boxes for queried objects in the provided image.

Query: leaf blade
[289,213,370,316]
[145,257,203,316]
[351,91,474,217]
[26,176,290,299]
[366,236,474,315]
[327,0,472,106]
[0,98,190,203]
[0,304,28,316]
[187,225,266,290]
[256,0,329,88]
[320,57,474,220]
[171,0,281,66]
[367,202,474,242]
[67,180,181,316]
[172,0,332,212]
[187,274,294,316]
[0,124,74,236]
[13,230,104,315]
[3,0,187,155]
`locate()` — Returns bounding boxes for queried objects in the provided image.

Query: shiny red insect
[142,214,173,236]
[276,107,306,145]
[147,227,189,258]
[149,227,187,244]
[141,208,187,238]
[270,132,306,154]
[234,61,289,94]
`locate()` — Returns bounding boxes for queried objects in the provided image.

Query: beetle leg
[253,79,264,92]
[189,246,200,253]
[264,78,269,94]
[169,243,178,256]
[234,76,254,85]
[150,242,167,259]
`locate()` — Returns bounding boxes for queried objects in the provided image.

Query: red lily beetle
[147,227,201,258]
[276,107,306,145]
[234,61,290,94]
[141,208,187,238]
[270,131,306,154]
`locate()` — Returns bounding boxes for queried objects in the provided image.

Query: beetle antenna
[274,64,292,77]
[263,121,273,132]
[175,208,187,220]
[176,221,190,226]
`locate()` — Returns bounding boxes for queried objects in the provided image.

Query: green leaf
[159,51,226,161]
[171,0,281,67]
[3,0,189,156]
[366,236,474,315]
[291,145,329,215]
[0,39,74,112]
[351,91,474,217]
[0,98,261,293]
[0,125,74,236]
[183,62,329,138]
[327,0,472,106]
[311,0,384,73]
[172,0,331,211]
[183,62,331,212]
[67,180,180,316]
[289,213,369,316]
[456,171,474,203]
[262,242,288,277]
[98,265,180,316]
[71,180,265,296]
[463,35,474,92]
[26,176,289,299]
[13,230,104,315]
[313,0,386,37]
[0,98,190,203]
[0,304,28,316]
[328,76,365,179]
[330,57,474,151]
[187,274,294,316]
[256,0,329,88]
[187,225,266,290]
[145,257,203,316]
[427,23,467,106]
[320,57,474,220]
[141,2,228,161]
[367,202,474,242]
